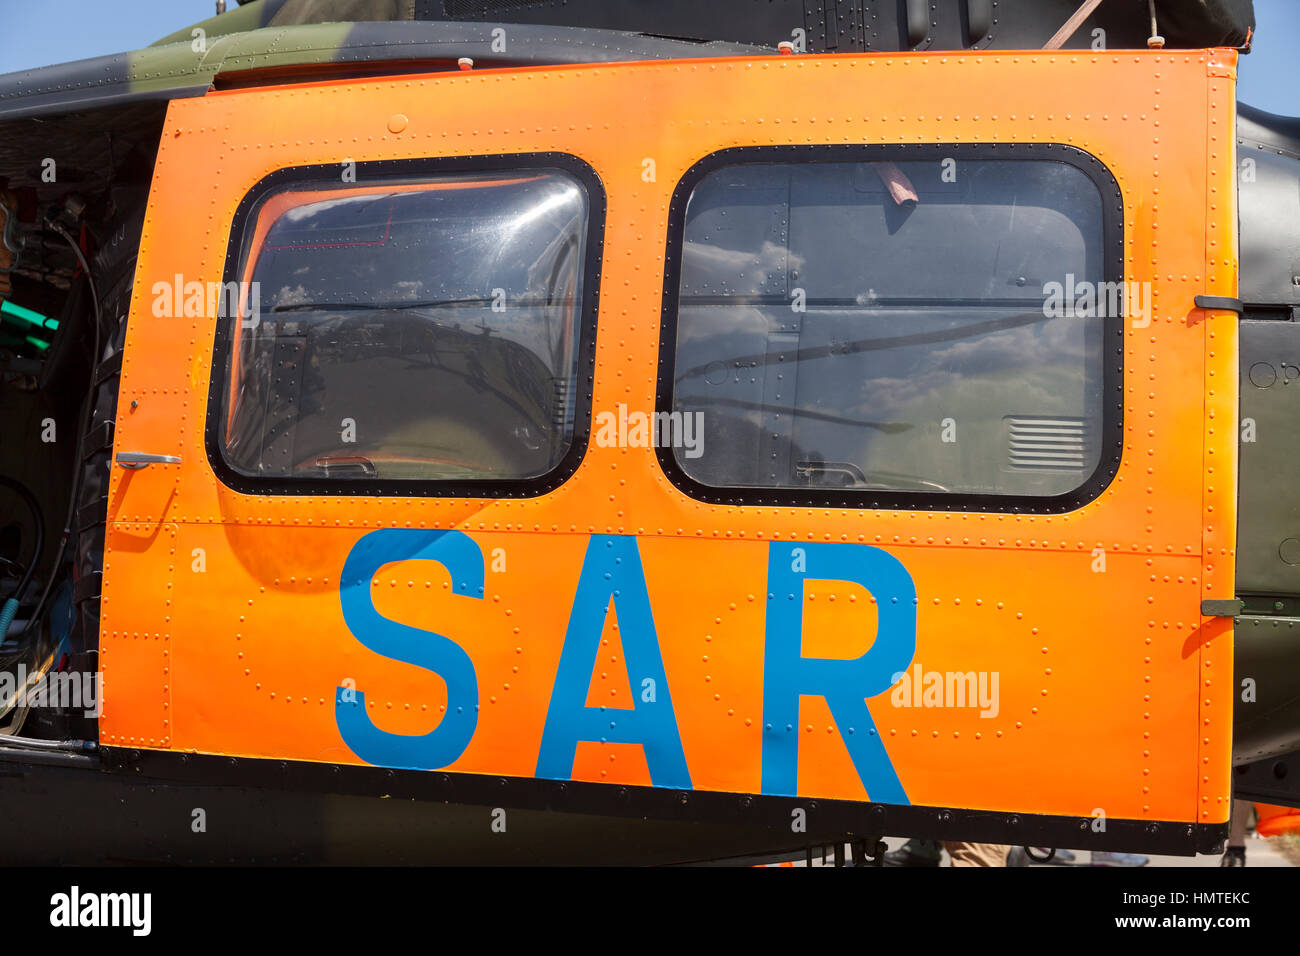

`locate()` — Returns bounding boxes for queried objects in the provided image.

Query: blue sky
[0,0,1295,114]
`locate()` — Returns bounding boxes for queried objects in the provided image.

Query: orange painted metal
[1256,803,1300,837]
[100,48,1240,830]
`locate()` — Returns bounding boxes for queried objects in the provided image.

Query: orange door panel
[103,49,1239,837]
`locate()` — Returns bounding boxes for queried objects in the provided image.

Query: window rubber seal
[653,141,1127,516]
[203,152,606,500]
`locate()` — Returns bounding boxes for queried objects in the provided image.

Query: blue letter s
[336,529,482,770]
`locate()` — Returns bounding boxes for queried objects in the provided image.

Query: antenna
[1146,0,1165,49]
[1043,0,1105,50]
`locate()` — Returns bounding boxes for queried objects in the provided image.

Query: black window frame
[205,152,606,499]
[655,142,1126,514]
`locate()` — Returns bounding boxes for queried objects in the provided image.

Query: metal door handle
[115,452,181,470]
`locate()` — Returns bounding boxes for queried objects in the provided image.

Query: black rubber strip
[72,570,102,605]
[92,350,122,387]
[99,746,1228,857]
[76,498,107,533]
[80,418,113,456]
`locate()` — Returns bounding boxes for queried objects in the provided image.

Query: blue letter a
[762,542,916,803]
[336,529,482,770]
[536,535,691,789]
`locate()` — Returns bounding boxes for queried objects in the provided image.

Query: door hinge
[1201,598,1244,618]
[1194,295,1244,314]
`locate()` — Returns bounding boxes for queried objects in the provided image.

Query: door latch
[115,452,181,470]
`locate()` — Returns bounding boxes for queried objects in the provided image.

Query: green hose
[0,299,57,331]
[0,300,55,352]
[0,597,17,637]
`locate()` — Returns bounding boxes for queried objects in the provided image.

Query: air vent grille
[443,0,554,16]
[1006,416,1089,471]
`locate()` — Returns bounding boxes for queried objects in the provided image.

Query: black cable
[16,219,101,639]
[0,475,44,602]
